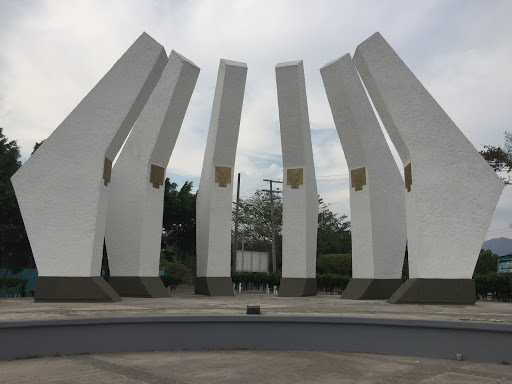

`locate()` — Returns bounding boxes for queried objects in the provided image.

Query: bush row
[0,277,28,290]
[232,272,281,288]
[474,273,512,302]
[316,273,351,294]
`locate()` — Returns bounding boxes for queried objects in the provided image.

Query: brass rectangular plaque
[351,167,366,191]
[150,164,165,189]
[404,163,412,192]
[287,168,303,189]
[215,166,232,187]
[103,157,112,186]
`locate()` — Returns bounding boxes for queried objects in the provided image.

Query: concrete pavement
[1,291,512,323]
[0,350,511,383]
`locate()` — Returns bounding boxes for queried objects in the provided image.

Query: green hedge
[474,273,512,302]
[317,254,352,275]
[232,272,281,288]
[230,272,351,294]
[316,273,350,294]
[0,277,29,296]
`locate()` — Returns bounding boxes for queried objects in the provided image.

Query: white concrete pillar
[105,51,200,297]
[195,59,248,296]
[275,60,318,296]
[320,54,406,299]
[11,33,168,301]
[353,32,504,303]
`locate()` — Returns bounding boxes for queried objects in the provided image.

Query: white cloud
[1,0,511,239]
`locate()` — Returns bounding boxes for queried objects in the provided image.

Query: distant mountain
[482,237,512,256]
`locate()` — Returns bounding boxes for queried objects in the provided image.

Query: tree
[233,190,352,271]
[473,249,499,276]
[31,140,45,155]
[0,128,34,274]
[233,190,283,269]
[480,131,511,184]
[317,198,351,254]
[161,178,196,272]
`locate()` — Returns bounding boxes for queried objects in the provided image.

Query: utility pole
[262,178,282,273]
[232,173,241,274]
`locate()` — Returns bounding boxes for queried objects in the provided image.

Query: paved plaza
[1,350,511,384]
[1,291,512,323]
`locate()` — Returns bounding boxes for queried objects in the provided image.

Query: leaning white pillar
[10,33,168,301]
[105,51,200,297]
[275,60,318,297]
[195,59,247,296]
[353,32,504,304]
[320,54,407,299]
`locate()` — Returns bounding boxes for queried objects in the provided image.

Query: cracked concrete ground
[0,350,511,384]
[1,291,512,323]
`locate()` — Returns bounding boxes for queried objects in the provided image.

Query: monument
[105,50,200,297]
[195,59,247,296]
[11,33,168,301]
[321,54,407,299]
[275,60,318,297]
[353,33,504,303]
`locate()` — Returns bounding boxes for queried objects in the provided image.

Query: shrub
[474,273,512,302]
[317,254,352,275]
[0,277,29,296]
[316,273,350,294]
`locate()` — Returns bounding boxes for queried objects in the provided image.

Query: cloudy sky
[1,0,511,240]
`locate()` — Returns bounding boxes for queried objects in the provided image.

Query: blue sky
[1,0,511,239]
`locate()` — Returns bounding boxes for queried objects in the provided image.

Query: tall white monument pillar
[275,61,318,297]
[196,59,247,296]
[11,33,168,301]
[321,54,407,299]
[353,32,504,304]
[105,51,200,297]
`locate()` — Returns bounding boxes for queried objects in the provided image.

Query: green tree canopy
[474,249,499,276]
[0,128,34,274]
[480,131,512,184]
[161,178,196,271]
[233,190,351,271]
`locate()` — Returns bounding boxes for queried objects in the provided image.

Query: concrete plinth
[388,279,476,304]
[108,277,169,298]
[341,278,402,300]
[279,278,317,297]
[194,277,234,296]
[34,277,121,302]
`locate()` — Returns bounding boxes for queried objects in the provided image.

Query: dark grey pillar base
[34,276,121,302]
[341,278,403,300]
[108,276,169,298]
[279,278,317,297]
[388,278,476,304]
[194,277,233,296]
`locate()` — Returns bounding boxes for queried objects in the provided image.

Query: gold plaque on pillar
[103,157,112,186]
[287,168,303,189]
[215,166,231,187]
[351,167,366,191]
[150,164,165,189]
[404,163,412,192]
